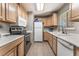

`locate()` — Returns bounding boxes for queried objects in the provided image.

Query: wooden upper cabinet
[17,5,21,17]
[52,13,57,26]
[71,3,79,21]
[0,4,2,20]
[17,5,27,20]
[42,13,57,27]
[6,3,17,23]
[47,17,52,26]
[2,3,6,21]
[41,18,47,27]
[43,17,52,27]
[0,3,5,21]
[43,19,47,26]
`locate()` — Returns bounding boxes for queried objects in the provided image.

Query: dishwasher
[57,39,74,56]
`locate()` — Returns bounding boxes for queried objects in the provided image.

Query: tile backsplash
[0,22,10,33]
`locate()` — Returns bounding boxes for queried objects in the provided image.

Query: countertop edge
[47,31,79,47]
[0,35,24,48]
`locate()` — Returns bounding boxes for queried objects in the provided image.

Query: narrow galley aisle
[26,42,54,56]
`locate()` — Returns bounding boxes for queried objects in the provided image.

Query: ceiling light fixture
[36,3,44,11]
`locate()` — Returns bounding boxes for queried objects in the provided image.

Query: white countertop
[47,31,79,47]
[0,35,24,47]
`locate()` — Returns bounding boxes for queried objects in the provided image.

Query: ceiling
[21,3,64,16]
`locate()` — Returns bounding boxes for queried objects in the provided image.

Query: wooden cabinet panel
[74,48,79,56]
[0,3,5,21]
[44,32,48,41]
[17,4,27,24]
[52,13,57,26]
[0,4,2,20]
[71,3,79,21]
[47,33,53,48]
[47,19,51,26]
[43,19,47,26]
[49,34,53,47]
[2,3,6,21]
[42,13,57,27]
[52,36,57,55]
[6,3,17,23]
[5,47,17,56]
[0,36,24,56]
[18,41,24,56]
[71,3,79,17]
[46,32,57,56]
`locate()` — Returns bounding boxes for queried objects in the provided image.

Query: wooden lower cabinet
[74,48,79,56]
[45,32,57,56]
[48,33,53,48]
[52,36,57,55]
[5,47,17,56]
[44,32,52,47]
[44,32,49,41]
[44,32,79,56]
[18,41,24,56]
[0,36,24,56]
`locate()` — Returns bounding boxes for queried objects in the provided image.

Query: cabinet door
[47,19,50,26]
[44,32,48,41]
[18,41,24,56]
[0,3,5,21]
[52,36,57,55]
[74,48,79,56]
[53,13,57,26]
[2,3,6,21]
[6,3,17,23]
[71,3,79,20]
[17,5,22,17]
[49,34,53,47]
[5,48,17,56]
[46,18,51,26]
[0,3,2,20]
[48,33,53,48]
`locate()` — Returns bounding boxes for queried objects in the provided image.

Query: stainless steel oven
[24,33,31,55]
[9,26,31,55]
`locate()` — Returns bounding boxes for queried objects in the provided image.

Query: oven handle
[25,35,30,37]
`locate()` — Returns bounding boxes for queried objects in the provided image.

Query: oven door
[24,34,31,55]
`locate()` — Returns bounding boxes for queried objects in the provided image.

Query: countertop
[0,35,24,47]
[47,31,79,47]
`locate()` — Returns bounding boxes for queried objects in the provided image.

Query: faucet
[61,26,67,34]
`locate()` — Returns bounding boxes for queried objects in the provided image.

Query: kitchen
[0,3,79,56]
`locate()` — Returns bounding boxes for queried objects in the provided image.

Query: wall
[27,12,34,43]
[27,13,34,31]
[58,3,72,31]
[0,22,9,33]
[58,3,79,33]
